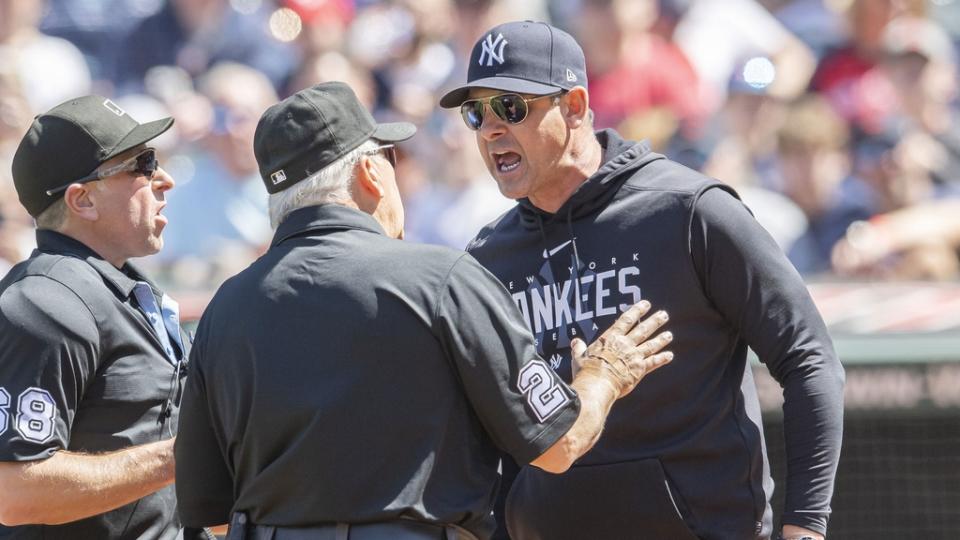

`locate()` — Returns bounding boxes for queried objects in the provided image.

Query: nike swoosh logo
[542,239,574,258]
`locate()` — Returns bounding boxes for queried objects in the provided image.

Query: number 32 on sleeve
[0,387,57,443]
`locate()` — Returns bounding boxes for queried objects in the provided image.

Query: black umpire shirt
[0,230,186,540]
[175,204,580,539]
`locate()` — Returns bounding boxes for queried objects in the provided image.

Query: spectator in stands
[672,0,816,114]
[113,0,298,94]
[682,63,810,254]
[287,51,377,111]
[811,0,898,103]
[571,0,705,136]
[283,0,360,98]
[832,199,960,280]
[285,0,353,63]
[157,63,276,286]
[349,0,459,123]
[808,0,923,134]
[855,128,957,216]
[766,0,847,58]
[878,16,960,186]
[0,0,91,113]
[38,0,166,82]
[776,94,872,274]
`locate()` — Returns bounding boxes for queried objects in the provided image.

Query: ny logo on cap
[479,33,508,67]
[102,99,126,117]
[271,169,287,185]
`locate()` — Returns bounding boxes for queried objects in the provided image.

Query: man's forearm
[530,372,617,473]
[0,438,175,526]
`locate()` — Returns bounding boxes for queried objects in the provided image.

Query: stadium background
[1,0,959,538]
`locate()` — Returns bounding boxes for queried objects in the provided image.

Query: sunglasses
[46,148,159,196]
[366,144,397,167]
[460,91,564,131]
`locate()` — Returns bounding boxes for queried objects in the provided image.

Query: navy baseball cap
[439,20,587,108]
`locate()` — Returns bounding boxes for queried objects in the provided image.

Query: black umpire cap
[12,95,174,217]
[439,20,588,108]
[253,81,416,194]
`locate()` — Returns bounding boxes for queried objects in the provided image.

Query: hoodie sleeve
[689,187,845,535]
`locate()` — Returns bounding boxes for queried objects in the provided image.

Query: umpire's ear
[561,86,590,129]
[352,154,385,215]
[63,183,100,222]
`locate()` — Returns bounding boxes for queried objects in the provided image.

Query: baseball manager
[441,20,846,540]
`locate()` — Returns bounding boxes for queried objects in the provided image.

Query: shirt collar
[35,229,156,299]
[270,204,386,248]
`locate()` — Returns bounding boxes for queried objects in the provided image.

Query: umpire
[174,81,674,540]
[0,96,191,539]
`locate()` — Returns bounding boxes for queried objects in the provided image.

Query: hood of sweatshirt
[516,129,665,230]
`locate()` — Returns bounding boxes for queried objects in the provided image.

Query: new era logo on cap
[566,68,577,82]
[271,169,287,185]
[479,33,508,66]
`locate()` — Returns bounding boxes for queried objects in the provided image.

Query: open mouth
[494,151,522,173]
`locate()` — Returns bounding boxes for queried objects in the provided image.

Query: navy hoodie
[467,129,845,540]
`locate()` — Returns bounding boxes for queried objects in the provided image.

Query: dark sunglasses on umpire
[460,91,564,131]
[367,144,397,167]
[45,147,159,196]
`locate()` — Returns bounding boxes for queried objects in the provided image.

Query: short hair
[268,140,380,229]
[778,95,849,153]
[34,198,67,230]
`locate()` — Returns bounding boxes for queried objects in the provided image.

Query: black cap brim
[439,77,561,108]
[105,116,175,161]
[372,121,417,142]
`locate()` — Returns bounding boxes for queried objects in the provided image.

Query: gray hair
[34,198,67,230]
[268,140,380,229]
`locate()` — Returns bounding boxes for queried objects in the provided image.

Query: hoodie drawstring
[566,206,582,314]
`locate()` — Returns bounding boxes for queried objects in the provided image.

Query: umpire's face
[77,145,175,261]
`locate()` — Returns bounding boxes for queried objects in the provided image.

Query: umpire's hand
[570,301,673,398]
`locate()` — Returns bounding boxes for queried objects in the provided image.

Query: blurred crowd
[1,0,959,294]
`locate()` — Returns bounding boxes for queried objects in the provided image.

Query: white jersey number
[0,388,9,436]
[517,360,570,422]
[0,386,58,443]
[0,387,57,442]
[16,388,56,443]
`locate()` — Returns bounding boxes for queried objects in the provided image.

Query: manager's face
[465,89,569,202]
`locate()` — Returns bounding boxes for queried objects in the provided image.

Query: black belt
[225,513,480,540]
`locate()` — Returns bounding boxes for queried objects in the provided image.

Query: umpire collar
[35,229,157,298]
[271,204,386,248]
